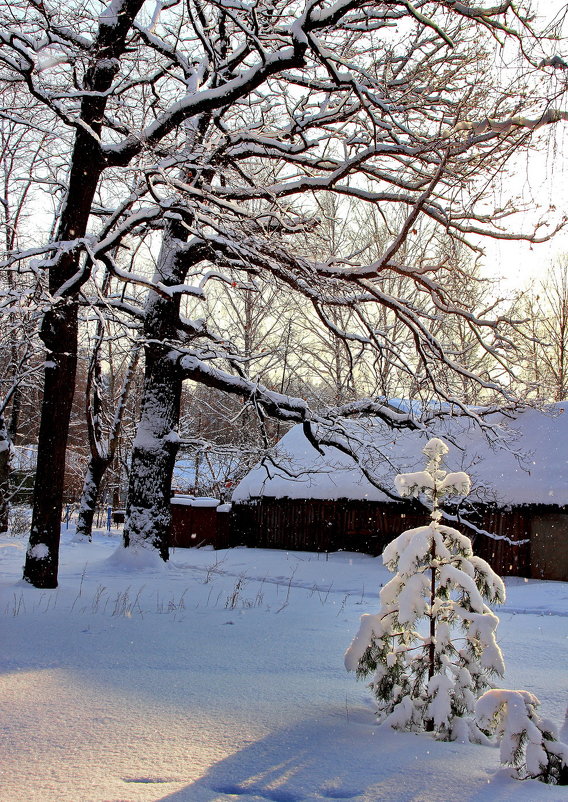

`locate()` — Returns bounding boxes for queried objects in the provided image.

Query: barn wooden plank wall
[233,498,430,557]
[474,507,532,578]
[170,497,567,579]
[230,498,536,578]
[170,502,232,549]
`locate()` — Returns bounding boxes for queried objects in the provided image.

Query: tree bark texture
[0,415,10,533]
[122,350,182,560]
[23,0,145,587]
[23,134,102,586]
[123,223,189,559]
[75,458,108,540]
[23,306,78,587]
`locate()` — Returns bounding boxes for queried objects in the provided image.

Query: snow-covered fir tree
[345,437,506,742]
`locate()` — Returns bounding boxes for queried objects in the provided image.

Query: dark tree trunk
[7,383,21,442]
[23,305,79,587]
[0,415,10,534]
[23,135,101,587]
[23,125,104,586]
[22,0,145,587]
[75,457,109,540]
[24,96,108,587]
[123,222,189,559]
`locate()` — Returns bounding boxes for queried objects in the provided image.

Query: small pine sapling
[476,689,568,784]
[345,438,506,742]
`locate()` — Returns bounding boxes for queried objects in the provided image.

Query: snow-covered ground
[1,526,567,802]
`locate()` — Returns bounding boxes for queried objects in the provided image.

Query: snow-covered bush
[476,689,568,784]
[345,437,505,742]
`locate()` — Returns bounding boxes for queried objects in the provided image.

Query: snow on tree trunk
[0,414,11,534]
[122,351,181,560]
[476,689,568,784]
[74,458,108,541]
[122,222,187,560]
[345,437,505,742]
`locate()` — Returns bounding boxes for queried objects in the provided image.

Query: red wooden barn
[229,405,568,581]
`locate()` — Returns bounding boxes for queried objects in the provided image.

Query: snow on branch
[177,354,310,421]
[176,352,436,434]
[446,108,568,139]
[476,689,568,784]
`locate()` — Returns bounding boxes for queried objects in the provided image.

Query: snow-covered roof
[232,404,568,507]
[171,496,220,508]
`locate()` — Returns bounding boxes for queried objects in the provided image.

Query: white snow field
[1,526,567,802]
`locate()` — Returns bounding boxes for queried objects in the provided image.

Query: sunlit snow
[1,525,567,801]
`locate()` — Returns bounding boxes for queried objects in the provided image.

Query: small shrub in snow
[8,505,31,538]
[345,438,505,742]
[476,689,568,784]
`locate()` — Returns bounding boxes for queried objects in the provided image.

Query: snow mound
[105,544,168,572]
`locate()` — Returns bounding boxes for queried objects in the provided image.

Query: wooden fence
[232,498,432,557]
[472,506,532,578]
[230,498,545,579]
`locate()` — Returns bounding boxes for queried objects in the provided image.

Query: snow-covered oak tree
[345,438,506,742]
[476,689,568,785]
[118,1,568,562]
[2,0,568,582]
